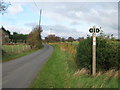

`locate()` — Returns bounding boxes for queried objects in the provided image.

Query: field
[30,44,118,88]
[2,44,38,62]
[2,44,31,54]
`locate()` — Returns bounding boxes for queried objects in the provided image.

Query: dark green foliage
[2,49,6,55]
[61,38,65,42]
[76,36,119,71]
[1,26,27,43]
[10,33,28,43]
[76,37,92,70]
[96,37,118,71]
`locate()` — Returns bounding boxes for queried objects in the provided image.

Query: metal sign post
[89,26,100,76]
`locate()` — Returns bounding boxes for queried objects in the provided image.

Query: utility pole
[89,26,100,76]
[39,9,42,30]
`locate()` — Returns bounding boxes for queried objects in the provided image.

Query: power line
[32,0,42,27]
[32,0,39,10]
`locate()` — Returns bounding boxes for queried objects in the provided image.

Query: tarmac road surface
[2,44,54,88]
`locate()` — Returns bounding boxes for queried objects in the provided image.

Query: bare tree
[0,0,10,14]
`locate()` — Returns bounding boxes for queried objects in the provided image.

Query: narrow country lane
[2,44,54,88]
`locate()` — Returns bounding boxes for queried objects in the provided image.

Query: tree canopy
[27,26,43,49]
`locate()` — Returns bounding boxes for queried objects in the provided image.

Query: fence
[2,44,31,55]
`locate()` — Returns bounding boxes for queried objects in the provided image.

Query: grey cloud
[30,2,118,37]
[48,2,117,32]
[25,22,38,27]
[41,24,81,38]
[42,24,77,33]
[3,2,118,39]
[70,21,80,25]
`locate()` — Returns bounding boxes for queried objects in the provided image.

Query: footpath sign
[89,26,100,76]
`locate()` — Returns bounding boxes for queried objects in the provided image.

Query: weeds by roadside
[31,44,118,88]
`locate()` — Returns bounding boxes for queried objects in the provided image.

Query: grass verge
[2,45,44,62]
[2,49,39,62]
[30,45,118,88]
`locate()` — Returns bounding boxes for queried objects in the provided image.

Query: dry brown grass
[59,43,77,55]
[96,71,103,77]
[49,42,77,55]
[73,68,119,78]
[73,68,89,76]
[104,69,119,78]
[50,42,119,78]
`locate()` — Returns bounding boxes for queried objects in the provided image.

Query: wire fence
[2,44,31,55]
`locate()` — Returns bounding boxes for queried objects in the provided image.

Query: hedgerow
[76,35,119,71]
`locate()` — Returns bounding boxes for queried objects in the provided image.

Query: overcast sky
[0,0,118,39]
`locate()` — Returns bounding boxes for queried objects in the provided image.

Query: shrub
[27,26,43,49]
[76,36,119,71]
[76,37,92,70]
[2,49,6,56]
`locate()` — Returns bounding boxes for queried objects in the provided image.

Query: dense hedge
[76,36,119,71]
[2,49,6,56]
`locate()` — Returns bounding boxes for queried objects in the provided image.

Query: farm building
[0,26,10,44]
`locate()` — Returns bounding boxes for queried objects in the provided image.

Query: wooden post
[89,26,101,76]
[23,45,24,51]
[17,45,19,53]
[92,32,96,76]
[12,45,13,53]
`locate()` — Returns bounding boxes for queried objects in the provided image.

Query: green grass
[2,49,39,62]
[2,45,30,54]
[2,44,44,62]
[64,41,79,45]
[71,41,79,45]
[30,45,118,88]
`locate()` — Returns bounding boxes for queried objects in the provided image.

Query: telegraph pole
[39,9,42,30]
[89,26,100,76]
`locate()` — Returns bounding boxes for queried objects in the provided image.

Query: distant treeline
[44,34,84,43]
[1,26,28,44]
[1,25,43,49]
[10,32,28,43]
